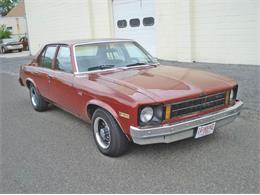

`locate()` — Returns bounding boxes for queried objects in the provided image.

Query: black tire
[92,108,129,157]
[18,49,22,52]
[1,47,5,54]
[29,83,48,111]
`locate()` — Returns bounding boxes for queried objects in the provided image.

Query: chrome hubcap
[94,117,111,149]
[30,87,38,107]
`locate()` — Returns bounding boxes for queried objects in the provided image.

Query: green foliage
[0,0,19,16]
[0,24,12,39]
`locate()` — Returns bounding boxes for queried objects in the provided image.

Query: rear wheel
[18,49,22,52]
[29,84,48,111]
[92,108,129,157]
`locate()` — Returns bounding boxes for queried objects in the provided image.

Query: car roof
[47,38,134,46]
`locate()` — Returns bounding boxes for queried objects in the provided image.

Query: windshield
[2,39,17,43]
[75,41,156,72]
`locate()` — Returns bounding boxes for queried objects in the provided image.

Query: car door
[33,45,57,100]
[49,45,79,114]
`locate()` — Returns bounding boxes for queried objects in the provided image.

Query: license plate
[195,122,216,139]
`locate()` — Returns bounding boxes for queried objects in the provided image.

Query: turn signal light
[165,105,171,120]
[225,91,230,105]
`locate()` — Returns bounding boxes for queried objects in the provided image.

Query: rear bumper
[130,100,243,145]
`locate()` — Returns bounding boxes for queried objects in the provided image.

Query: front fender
[85,99,131,139]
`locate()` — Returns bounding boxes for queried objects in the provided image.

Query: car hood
[95,65,237,103]
[3,41,20,45]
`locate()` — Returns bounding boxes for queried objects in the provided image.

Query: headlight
[140,106,154,123]
[229,89,234,101]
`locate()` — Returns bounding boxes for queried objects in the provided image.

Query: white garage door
[113,0,156,56]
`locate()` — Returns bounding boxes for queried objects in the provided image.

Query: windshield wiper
[126,62,147,67]
[88,65,115,71]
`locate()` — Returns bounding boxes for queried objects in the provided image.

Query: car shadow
[46,104,220,158]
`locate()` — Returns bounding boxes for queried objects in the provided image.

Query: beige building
[24,0,260,65]
[0,0,27,40]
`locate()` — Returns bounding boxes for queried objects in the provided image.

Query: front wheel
[92,108,129,157]
[1,47,6,54]
[29,84,48,111]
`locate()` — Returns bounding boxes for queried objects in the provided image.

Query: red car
[19,39,243,156]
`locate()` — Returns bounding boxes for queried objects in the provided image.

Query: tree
[0,24,12,39]
[0,0,19,16]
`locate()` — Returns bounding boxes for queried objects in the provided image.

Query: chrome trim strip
[73,64,155,75]
[130,100,243,145]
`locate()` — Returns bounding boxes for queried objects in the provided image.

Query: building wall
[25,0,259,65]
[24,0,113,54]
[155,0,192,62]
[192,0,259,65]
[0,17,27,39]
[156,0,260,65]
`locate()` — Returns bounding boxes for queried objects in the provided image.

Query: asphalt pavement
[0,56,259,193]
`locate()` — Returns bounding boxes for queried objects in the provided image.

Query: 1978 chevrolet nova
[19,39,243,156]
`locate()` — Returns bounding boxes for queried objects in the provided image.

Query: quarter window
[40,46,57,69]
[117,20,127,28]
[130,18,140,27]
[143,17,154,26]
[56,46,72,73]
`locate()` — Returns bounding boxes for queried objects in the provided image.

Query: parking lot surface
[0,51,30,58]
[0,56,259,193]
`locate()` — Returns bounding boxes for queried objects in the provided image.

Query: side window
[39,46,57,69]
[56,46,72,73]
[117,20,127,28]
[130,18,140,27]
[143,17,154,26]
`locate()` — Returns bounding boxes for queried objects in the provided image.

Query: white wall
[191,0,259,65]
[24,0,113,54]
[156,0,192,62]
[156,0,260,65]
[0,17,27,39]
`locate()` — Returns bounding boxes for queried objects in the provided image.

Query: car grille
[170,92,226,118]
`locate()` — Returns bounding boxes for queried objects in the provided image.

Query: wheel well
[87,104,100,119]
[26,80,32,89]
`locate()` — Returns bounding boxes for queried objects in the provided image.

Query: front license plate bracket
[195,122,216,139]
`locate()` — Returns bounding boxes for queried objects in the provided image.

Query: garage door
[113,0,156,56]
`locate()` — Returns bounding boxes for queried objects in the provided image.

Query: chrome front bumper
[130,100,243,145]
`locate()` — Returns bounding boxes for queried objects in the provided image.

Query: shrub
[0,24,12,39]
